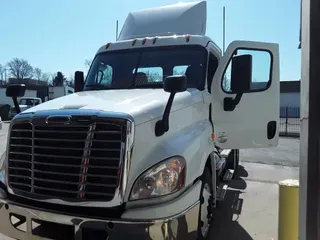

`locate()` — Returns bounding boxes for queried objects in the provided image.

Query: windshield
[19,98,40,106]
[84,46,207,90]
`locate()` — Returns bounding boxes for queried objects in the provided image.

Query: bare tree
[7,58,34,79]
[68,74,74,82]
[41,73,50,82]
[173,69,185,75]
[85,59,92,68]
[34,67,42,82]
[66,74,75,88]
[222,75,231,92]
[0,64,5,80]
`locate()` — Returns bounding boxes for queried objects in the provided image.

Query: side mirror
[155,75,187,137]
[230,54,252,93]
[6,84,26,114]
[163,75,187,93]
[6,84,26,98]
[74,71,84,92]
[223,54,252,112]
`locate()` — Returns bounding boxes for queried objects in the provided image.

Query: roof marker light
[106,43,111,49]
[132,39,137,46]
[142,38,147,45]
[186,34,190,42]
[153,37,158,44]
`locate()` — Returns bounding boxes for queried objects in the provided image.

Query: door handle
[267,121,277,139]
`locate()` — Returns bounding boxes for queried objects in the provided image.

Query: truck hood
[22,89,202,125]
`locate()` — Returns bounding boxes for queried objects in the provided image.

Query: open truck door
[211,41,280,149]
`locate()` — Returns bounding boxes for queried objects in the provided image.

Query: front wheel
[197,168,213,239]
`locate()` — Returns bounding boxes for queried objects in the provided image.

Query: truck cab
[0,1,279,240]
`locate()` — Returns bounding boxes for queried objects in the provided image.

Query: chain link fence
[279,106,300,137]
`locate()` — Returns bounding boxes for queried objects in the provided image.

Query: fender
[124,119,215,202]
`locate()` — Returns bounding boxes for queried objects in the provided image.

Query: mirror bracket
[223,93,243,111]
[12,97,21,114]
[155,93,176,137]
[154,75,187,137]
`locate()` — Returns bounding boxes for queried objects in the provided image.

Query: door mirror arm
[12,97,21,114]
[155,75,187,137]
[155,93,176,136]
[224,93,243,111]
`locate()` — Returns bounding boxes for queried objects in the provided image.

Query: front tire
[197,167,213,239]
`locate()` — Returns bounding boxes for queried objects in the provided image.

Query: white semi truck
[0,1,279,239]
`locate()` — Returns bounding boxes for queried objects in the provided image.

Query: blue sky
[0,0,300,81]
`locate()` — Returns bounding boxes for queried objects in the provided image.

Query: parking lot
[0,122,299,240]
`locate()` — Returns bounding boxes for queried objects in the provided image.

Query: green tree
[53,71,66,86]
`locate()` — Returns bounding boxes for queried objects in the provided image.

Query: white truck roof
[118,1,207,41]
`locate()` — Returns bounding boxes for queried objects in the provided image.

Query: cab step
[216,170,235,202]
[223,169,234,182]
[216,183,228,201]
[216,157,226,171]
[220,149,232,158]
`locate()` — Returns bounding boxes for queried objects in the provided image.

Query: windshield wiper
[84,84,112,90]
[84,84,128,90]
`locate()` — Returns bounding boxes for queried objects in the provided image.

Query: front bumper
[0,183,201,240]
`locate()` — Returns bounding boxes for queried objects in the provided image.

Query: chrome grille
[8,117,126,201]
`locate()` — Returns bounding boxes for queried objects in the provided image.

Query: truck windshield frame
[84,45,208,91]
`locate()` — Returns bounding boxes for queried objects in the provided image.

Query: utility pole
[222,6,226,54]
[116,20,119,41]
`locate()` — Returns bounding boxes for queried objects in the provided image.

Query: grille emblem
[45,115,72,125]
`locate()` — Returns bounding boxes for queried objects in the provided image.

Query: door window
[222,49,272,93]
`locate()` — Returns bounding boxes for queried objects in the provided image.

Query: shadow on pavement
[209,165,253,240]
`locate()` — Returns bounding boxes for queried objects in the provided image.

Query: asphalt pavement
[240,137,300,167]
[0,122,299,240]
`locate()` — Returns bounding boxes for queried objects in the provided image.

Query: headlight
[0,151,6,184]
[130,156,186,201]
